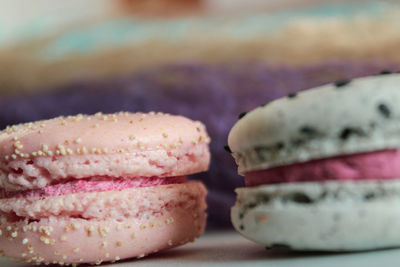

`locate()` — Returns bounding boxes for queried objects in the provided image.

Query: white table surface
[1,230,400,266]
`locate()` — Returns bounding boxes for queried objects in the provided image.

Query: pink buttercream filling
[245,149,400,187]
[0,176,187,198]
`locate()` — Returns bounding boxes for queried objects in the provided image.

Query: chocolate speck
[334,79,351,88]
[276,142,284,149]
[283,192,313,204]
[339,127,364,140]
[377,103,391,118]
[224,145,232,153]
[379,70,392,75]
[238,112,247,119]
[239,225,244,230]
[364,192,376,200]
[287,93,297,98]
[261,101,269,107]
[300,126,318,136]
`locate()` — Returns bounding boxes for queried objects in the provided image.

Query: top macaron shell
[0,112,210,191]
[228,74,400,175]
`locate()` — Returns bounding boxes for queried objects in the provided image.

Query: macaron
[228,73,400,251]
[0,112,210,265]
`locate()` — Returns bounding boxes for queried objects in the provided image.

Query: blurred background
[0,0,399,228]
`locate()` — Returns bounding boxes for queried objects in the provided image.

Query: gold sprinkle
[140,224,146,230]
[86,225,95,236]
[116,225,122,231]
[168,240,173,246]
[101,241,108,248]
[191,139,198,145]
[73,248,80,253]
[93,123,100,128]
[131,233,136,239]
[116,241,122,247]
[98,226,109,237]
[129,135,136,140]
[129,120,134,124]
[64,225,71,232]
[137,254,145,259]
[75,138,82,144]
[60,235,67,241]
[62,255,67,260]
[105,252,110,257]
[40,236,51,245]
[66,148,73,155]
[162,132,168,138]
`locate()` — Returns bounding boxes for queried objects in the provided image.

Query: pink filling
[0,176,187,199]
[245,149,400,187]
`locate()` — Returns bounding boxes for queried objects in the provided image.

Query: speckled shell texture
[231,180,400,251]
[0,182,207,265]
[0,112,210,191]
[228,74,400,174]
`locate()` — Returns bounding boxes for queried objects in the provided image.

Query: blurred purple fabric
[0,61,397,228]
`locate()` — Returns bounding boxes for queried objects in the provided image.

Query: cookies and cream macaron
[0,112,210,265]
[228,73,400,251]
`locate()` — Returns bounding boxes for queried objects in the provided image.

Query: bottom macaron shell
[231,180,400,251]
[0,182,207,265]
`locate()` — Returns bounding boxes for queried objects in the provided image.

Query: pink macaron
[0,111,210,265]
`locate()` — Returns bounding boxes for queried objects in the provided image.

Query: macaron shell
[1,144,209,191]
[0,112,209,158]
[0,112,210,191]
[0,181,207,264]
[228,74,400,174]
[0,203,206,265]
[232,180,400,251]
